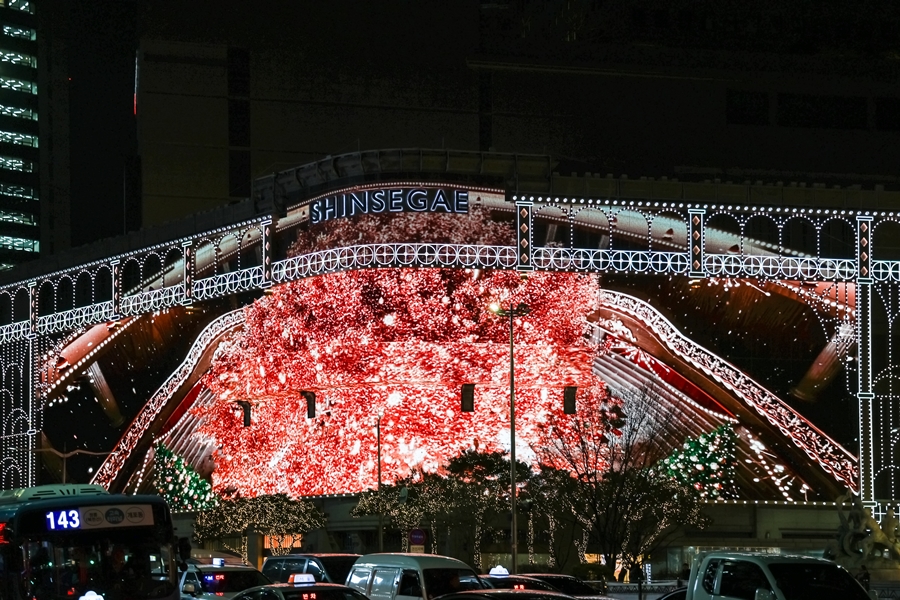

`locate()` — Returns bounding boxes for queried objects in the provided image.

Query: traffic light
[461,384,475,412]
[301,391,316,418]
[564,386,577,414]
[236,401,252,427]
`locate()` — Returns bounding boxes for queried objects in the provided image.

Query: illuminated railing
[532,248,690,274]
[91,309,246,488]
[193,266,264,300]
[272,243,518,282]
[36,302,114,335]
[0,320,28,345]
[120,286,182,316]
[705,254,856,281]
[600,289,859,493]
[871,260,900,282]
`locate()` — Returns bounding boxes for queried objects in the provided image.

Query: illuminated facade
[0,0,38,268]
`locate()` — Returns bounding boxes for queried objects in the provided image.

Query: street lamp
[376,413,384,552]
[489,300,529,574]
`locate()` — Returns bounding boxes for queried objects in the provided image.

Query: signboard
[310,188,469,225]
[409,528,427,546]
[45,504,154,531]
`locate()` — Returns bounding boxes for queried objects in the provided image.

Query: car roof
[265,554,361,561]
[434,590,576,600]
[352,553,474,570]
[190,564,261,572]
[697,552,836,565]
[234,583,358,596]
[520,574,577,579]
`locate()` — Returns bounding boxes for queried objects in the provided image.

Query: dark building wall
[133,1,900,228]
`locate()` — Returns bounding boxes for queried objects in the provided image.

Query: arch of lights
[0,169,898,510]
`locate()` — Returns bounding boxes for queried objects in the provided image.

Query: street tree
[537,381,709,577]
[194,494,325,560]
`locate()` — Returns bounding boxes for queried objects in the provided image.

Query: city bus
[0,483,179,600]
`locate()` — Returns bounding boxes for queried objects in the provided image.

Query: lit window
[0,183,37,199]
[0,50,36,67]
[5,0,34,14]
[0,104,36,120]
[0,210,34,225]
[0,130,37,147]
[0,77,37,94]
[0,155,34,172]
[0,235,38,252]
[2,25,36,40]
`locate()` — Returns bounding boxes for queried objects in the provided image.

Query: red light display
[197,267,621,497]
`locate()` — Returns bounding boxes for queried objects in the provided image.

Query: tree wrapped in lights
[153,442,219,512]
[537,382,708,574]
[194,494,325,560]
[664,424,738,499]
[198,208,620,498]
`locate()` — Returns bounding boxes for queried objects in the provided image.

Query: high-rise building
[0,0,40,269]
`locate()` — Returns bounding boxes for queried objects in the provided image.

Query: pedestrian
[857,565,871,591]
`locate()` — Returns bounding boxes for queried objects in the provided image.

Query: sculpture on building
[824,493,900,570]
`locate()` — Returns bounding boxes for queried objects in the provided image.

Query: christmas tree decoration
[153,442,219,512]
[664,424,738,499]
[196,209,621,498]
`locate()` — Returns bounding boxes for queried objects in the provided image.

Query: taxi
[230,573,371,600]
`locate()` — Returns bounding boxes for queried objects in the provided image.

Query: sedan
[479,576,559,592]
[230,581,370,600]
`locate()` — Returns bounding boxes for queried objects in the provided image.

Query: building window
[0,183,36,199]
[0,130,37,147]
[0,209,34,225]
[0,155,34,172]
[875,97,900,132]
[0,50,35,68]
[777,93,867,129]
[0,104,36,120]
[0,235,38,252]
[0,0,35,13]
[726,90,769,126]
[2,25,36,40]
[0,76,37,95]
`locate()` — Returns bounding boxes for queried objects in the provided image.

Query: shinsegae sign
[310,187,470,225]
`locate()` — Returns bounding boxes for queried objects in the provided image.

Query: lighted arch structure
[0,148,896,508]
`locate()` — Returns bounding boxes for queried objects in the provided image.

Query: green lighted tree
[663,424,738,499]
[153,442,219,512]
[194,494,326,560]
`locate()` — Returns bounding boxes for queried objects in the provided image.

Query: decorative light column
[489,301,529,574]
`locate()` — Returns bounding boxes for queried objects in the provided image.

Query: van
[261,553,361,584]
[346,553,485,600]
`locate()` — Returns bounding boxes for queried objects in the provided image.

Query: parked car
[654,589,686,600]
[432,589,579,600]
[180,563,271,600]
[262,553,361,584]
[231,574,371,600]
[479,575,558,592]
[346,553,485,600]
[518,574,609,598]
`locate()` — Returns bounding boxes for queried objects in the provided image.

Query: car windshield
[21,536,177,600]
[768,563,870,600]
[423,568,484,599]
[198,569,271,593]
[317,556,361,583]
[281,589,368,600]
[533,577,596,596]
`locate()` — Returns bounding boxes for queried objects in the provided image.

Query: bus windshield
[21,532,177,600]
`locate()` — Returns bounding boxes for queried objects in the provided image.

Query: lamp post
[489,301,529,574]
[377,413,383,552]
